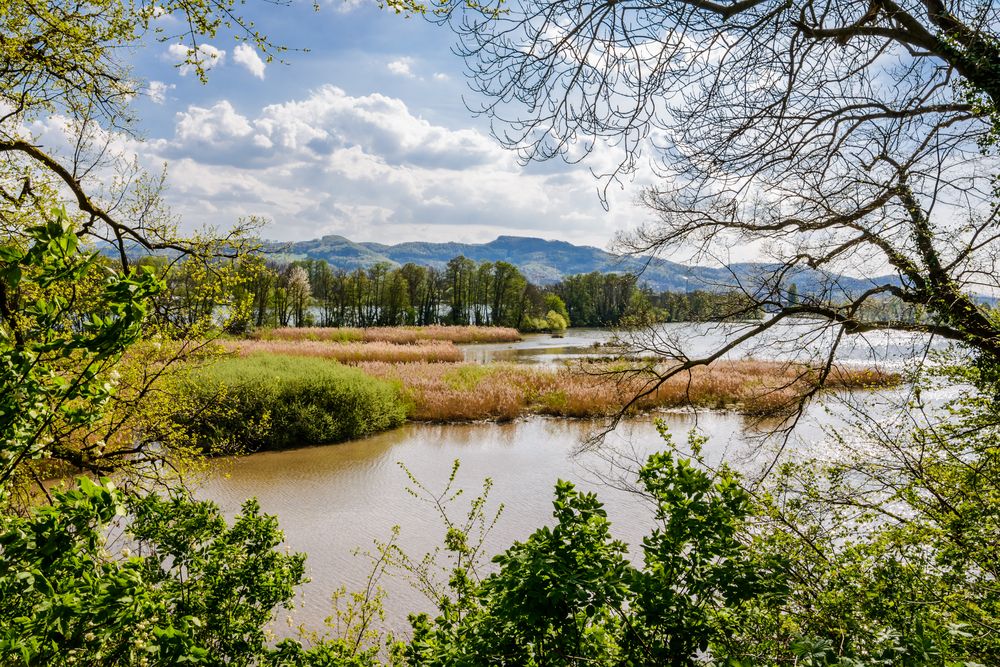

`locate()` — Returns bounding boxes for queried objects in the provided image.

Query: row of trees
[159,253,788,333]
[241,256,571,331]
[138,249,934,337]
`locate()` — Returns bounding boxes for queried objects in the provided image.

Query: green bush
[519,311,568,333]
[0,478,306,666]
[177,354,407,453]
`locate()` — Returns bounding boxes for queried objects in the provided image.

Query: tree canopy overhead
[0,0,282,267]
[449,0,1000,390]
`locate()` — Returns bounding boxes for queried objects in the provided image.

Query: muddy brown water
[193,323,938,635]
[193,411,821,635]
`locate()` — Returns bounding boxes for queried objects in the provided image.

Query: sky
[112,0,656,249]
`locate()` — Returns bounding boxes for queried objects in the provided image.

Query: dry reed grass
[222,339,464,364]
[253,325,522,344]
[357,360,899,421]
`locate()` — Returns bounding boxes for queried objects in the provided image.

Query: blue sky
[115,1,653,248]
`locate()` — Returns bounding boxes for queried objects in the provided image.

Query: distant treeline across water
[145,252,920,332]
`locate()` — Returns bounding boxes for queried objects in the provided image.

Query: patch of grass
[253,325,522,345]
[175,354,407,453]
[441,364,499,391]
[222,339,464,363]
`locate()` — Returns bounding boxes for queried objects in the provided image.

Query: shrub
[0,478,306,665]
[175,355,407,452]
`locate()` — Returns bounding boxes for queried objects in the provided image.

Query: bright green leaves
[0,0,283,125]
[405,434,789,666]
[465,480,631,665]
[629,445,784,665]
[0,208,163,492]
[0,478,306,666]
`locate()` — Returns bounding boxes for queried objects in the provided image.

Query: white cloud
[175,101,254,145]
[320,0,368,13]
[146,81,175,104]
[432,72,450,82]
[166,43,226,76]
[233,43,266,79]
[139,86,647,244]
[16,84,655,250]
[387,57,416,79]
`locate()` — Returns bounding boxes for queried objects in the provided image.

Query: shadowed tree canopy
[446,0,1000,406]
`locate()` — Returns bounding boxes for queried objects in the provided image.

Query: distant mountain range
[266,234,894,296]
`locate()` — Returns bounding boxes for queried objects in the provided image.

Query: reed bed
[358,360,899,421]
[253,325,522,345]
[222,339,464,364]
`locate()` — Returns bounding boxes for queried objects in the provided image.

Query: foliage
[0,477,305,666]
[395,420,1000,666]
[750,350,1000,665]
[653,289,764,323]
[1,0,273,494]
[0,211,162,495]
[174,354,407,453]
[248,257,639,332]
[398,432,786,666]
[550,272,644,327]
[1,0,280,121]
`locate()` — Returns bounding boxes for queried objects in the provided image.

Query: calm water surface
[194,411,833,634]
[465,323,941,367]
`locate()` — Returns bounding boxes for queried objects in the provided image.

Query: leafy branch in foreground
[0,210,162,494]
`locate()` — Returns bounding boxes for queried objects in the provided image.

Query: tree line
[153,252,786,332]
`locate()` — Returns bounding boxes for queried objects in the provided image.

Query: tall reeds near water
[222,339,464,363]
[357,360,898,421]
[252,325,522,344]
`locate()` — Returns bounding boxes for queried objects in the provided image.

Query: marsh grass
[176,354,407,452]
[222,339,465,363]
[253,325,522,344]
[358,360,900,421]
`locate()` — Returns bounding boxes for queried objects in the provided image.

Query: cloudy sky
[111,1,655,248]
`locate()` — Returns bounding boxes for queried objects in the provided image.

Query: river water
[462,323,936,367]
[193,323,940,635]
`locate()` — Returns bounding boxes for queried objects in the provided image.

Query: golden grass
[222,339,464,364]
[357,360,900,421]
[253,325,522,345]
